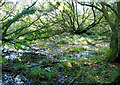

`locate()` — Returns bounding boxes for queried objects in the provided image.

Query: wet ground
[1,35,112,84]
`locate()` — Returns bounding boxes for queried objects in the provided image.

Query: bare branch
[102,2,120,19]
[0,2,19,22]
[2,0,38,37]
[92,3,96,22]
[0,1,5,7]
[16,20,63,39]
[77,2,103,12]
[76,1,80,29]
[75,14,104,35]
[5,17,40,36]
[79,11,91,28]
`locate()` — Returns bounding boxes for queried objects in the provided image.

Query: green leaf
[40,45,46,47]
[0,57,7,63]
[65,4,69,9]
[32,42,36,44]
[11,41,16,44]
[14,43,21,48]
[99,64,106,69]
[6,43,12,45]
[0,52,2,55]
[41,39,45,41]
[0,57,2,63]
[27,48,33,52]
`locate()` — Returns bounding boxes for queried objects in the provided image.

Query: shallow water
[2,41,99,84]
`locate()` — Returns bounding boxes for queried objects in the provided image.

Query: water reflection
[2,42,99,84]
[2,73,32,85]
[4,53,18,60]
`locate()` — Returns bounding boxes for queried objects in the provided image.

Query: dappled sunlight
[18,37,25,40]
[2,32,120,84]
[1,0,120,84]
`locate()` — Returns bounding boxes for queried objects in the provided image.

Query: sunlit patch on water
[2,36,111,84]
[62,50,93,60]
[2,73,32,85]
[4,53,18,60]
[82,45,91,49]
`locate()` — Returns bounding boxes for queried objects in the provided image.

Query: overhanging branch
[5,17,40,36]
[77,2,103,12]
[75,14,103,35]
[2,0,38,36]
[16,20,63,39]
[102,2,120,19]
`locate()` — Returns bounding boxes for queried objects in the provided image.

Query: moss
[56,40,69,44]
[66,47,87,53]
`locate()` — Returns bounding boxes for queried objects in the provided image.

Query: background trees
[1,0,119,63]
[1,0,59,43]
[1,0,38,42]
[48,0,103,35]
[78,1,120,63]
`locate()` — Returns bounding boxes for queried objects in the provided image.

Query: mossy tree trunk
[118,2,120,62]
[100,2,120,63]
[77,1,120,63]
[110,2,120,63]
[110,21,119,62]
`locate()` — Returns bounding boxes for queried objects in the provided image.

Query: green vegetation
[1,0,120,84]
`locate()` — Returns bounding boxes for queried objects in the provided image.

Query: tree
[1,0,38,42]
[1,0,61,43]
[78,1,120,63]
[48,0,103,34]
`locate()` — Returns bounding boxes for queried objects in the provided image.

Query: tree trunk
[118,25,120,63]
[110,18,120,63]
[117,2,120,63]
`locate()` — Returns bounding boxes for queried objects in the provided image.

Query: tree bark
[110,2,120,63]
[77,2,120,63]
[117,2,120,63]
[110,24,119,63]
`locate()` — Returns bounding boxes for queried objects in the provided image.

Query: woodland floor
[1,33,120,84]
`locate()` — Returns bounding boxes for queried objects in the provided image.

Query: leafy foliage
[1,0,120,84]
